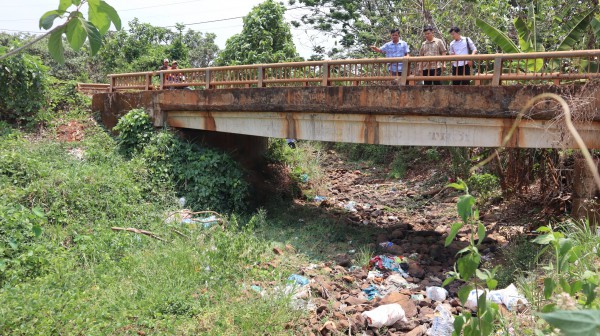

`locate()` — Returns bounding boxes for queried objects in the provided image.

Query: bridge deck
[93,85,600,149]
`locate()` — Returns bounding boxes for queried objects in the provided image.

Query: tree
[288,0,599,57]
[183,31,219,68]
[215,0,301,65]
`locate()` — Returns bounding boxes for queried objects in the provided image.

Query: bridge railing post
[321,62,330,86]
[108,75,114,93]
[492,57,503,86]
[399,59,409,86]
[205,69,212,89]
[257,66,264,88]
[145,73,151,91]
[159,72,165,90]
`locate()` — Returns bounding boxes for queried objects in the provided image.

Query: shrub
[467,173,500,202]
[0,44,48,125]
[116,110,249,213]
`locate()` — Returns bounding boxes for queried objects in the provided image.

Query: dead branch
[111,227,168,242]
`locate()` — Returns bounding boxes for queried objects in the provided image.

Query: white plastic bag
[426,286,448,302]
[362,303,408,328]
[488,284,528,311]
[426,304,454,336]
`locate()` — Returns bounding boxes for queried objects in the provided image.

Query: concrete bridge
[91,50,600,222]
[93,50,600,150]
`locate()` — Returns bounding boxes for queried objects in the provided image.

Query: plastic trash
[465,288,489,310]
[362,303,408,328]
[426,304,455,336]
[300,173,309,183]
[379,241,394,248]
[411,294,425,301]
[250,285,262,293]
[363,284,383,300]
[344,201,357,212]
[367,270,383,280]
[488,284,528,311]
[426,286,448,302]
[314,195,327,202]
[288,274,309,286]
[178,197,186,207]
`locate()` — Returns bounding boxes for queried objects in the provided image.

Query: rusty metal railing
[107,50,600,92]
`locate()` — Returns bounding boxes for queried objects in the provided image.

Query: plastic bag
[426,286,448,302]
[426,304,454,336]
[362,303,408,328]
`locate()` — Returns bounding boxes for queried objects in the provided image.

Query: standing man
[158,58,170,71]
[370,29,410,77]
[448,27,477,85]
[419,26,447,85]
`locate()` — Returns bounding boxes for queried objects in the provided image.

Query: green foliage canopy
[215,0,300,65]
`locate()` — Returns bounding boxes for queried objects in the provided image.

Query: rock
[408,262,425,279]
[334,254,352,267]
[418,306,435,319]
[337,319,350,331]
[344,296,367,306]
[405,325,427,336]
[342,275,355,283]
[319,321,336,335]
[390,228,406,240]
[378,292,418,318]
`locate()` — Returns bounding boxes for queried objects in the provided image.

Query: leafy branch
[0,0,120,63]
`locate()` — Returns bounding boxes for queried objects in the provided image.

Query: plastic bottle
[362,303,408,328]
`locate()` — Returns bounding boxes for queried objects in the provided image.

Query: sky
[0,0,329,59]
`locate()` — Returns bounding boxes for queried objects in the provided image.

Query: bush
[467,173,500,202]
[0,45,48,124]
[116,110,249,213]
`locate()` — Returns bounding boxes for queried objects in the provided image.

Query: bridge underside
[93,85,600,149]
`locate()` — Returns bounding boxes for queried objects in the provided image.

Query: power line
[161,5,308,28]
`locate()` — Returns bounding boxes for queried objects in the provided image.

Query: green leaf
[544,278,556,299]
[557,7,596,51]
[58,0,72,11]
[514,17,533,52]
[536,226,552,233]
[48,27,66,64]
[477,222,486,245]
[81,20,102,55]
[8,239,18,250]
[458,284,474,305]
[32,207,45,218]
[532,233,555,245]
[32,224,42,237]
[539,310,600,336]
[443,275,457,287]
[457,194,476,224]
[99,1,121,30]
[447,181,466,191]
[486,279,498,290]
[591,17,600,37]
[475,18,520,53]
[66,18,86,51]
[445,222,464,246]
[88,1,110,35]
[457,252,481,280]
[39,10,64,30]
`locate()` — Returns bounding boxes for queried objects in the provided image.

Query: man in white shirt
[448,27,477,85]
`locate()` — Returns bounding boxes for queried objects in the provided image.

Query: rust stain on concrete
[285,112,297,139]
[204,112,217,131]
[363,114,380,144]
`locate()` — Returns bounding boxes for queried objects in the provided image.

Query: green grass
[0,119,303,335]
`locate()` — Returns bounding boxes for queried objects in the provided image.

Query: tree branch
[0,23,67,61]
